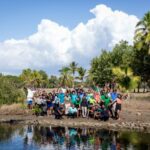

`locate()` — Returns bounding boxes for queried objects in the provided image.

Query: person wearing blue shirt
[58,90,65,104]
[78,92,84,100]
[110,89,118,118]
[111,89,118,101]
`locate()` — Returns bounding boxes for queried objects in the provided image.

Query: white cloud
[0,4,139,74]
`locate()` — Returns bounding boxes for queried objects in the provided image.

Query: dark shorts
[116,104,121,111]
[47,103,53,109]
[27,100,32,105]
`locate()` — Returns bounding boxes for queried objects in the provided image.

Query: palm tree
[32,70,43,88]
[20,69,43,88]
[77,67,86,84]
[134,11,150,54]
[20,68,33,87]
[59,67,73,88]
[69,61,78,87]
[112,67,140,91]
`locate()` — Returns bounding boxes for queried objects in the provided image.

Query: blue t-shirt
[58,93,65,104]
[71,94,77,104]
[79,93,84,100]
[111,92,118,101]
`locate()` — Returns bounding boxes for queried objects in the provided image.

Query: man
[68,104,77,118]
[53,102,63,119]
[110,89,118,117]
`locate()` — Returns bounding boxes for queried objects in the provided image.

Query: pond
[0,124,149,150]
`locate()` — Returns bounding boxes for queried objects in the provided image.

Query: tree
[19,69,33,87]
[112,67,140,92]
[133,12,150,91]
[69,61,78,87]
[111,40,134,68]
[77,67,86,84]
[38,70,48,88]
[59,67,73,87]
[31,70,43,88]
[48,75,59,88]
[20,69,46,88]
[134,11,150,54]
[89,50,113,86]
[69,61,78,76]
[0,75,26,104]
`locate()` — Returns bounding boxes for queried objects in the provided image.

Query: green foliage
[59,66,73,87]
[48,75,59,88]
[111,41,134,68]
[112,67,140,91]
[0,75,26,104]
[134,11,150,54]
[32,105,42,116]
[20,69,49,88]
[88,40,146,88]
[69,61,78,76]
[77,67,86,82]
[131,47,150,82]
[89,50,113,86]
[133,11,150,85]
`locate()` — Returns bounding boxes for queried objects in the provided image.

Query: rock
[143,126,147,131]
[136,112,141,116]
[121,122,125,126]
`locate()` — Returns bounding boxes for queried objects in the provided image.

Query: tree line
[0,11,149,104]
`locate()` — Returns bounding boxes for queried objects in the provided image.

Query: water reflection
[0,124,149,150]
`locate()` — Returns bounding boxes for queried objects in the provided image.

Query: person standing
[115,94,123,120]
[70,91,78,105]
[81,94,88,118]
[27,88,35,109]
[58,90,65,105]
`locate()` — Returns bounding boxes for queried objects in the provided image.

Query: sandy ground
[0,93,150,131]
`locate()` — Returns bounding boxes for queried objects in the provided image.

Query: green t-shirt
[89,98,95,105]
[101,95,105,101]
[74,99,81,106]
[104,97,111,108]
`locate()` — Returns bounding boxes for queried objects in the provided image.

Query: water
[0,124,149,150]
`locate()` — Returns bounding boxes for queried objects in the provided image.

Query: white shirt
[27,88,35,99]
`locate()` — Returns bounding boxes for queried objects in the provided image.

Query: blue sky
[0,0,149,41]
[0,0,149,75]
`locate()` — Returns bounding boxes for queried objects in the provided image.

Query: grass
[0,103,29,115]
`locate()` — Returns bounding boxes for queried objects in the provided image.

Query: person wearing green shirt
[74,97,81,108]
[70,91,78,104]
[100,91,106,101]
[89,97,96,105]
[103,95,111,109]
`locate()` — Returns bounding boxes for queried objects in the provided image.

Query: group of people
[27,87,126,121]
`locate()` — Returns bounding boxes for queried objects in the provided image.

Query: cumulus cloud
[0,4,139,74]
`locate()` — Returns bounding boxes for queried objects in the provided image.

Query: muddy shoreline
[0,115,150,133]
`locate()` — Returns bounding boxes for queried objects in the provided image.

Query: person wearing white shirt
[27,88,35,109]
